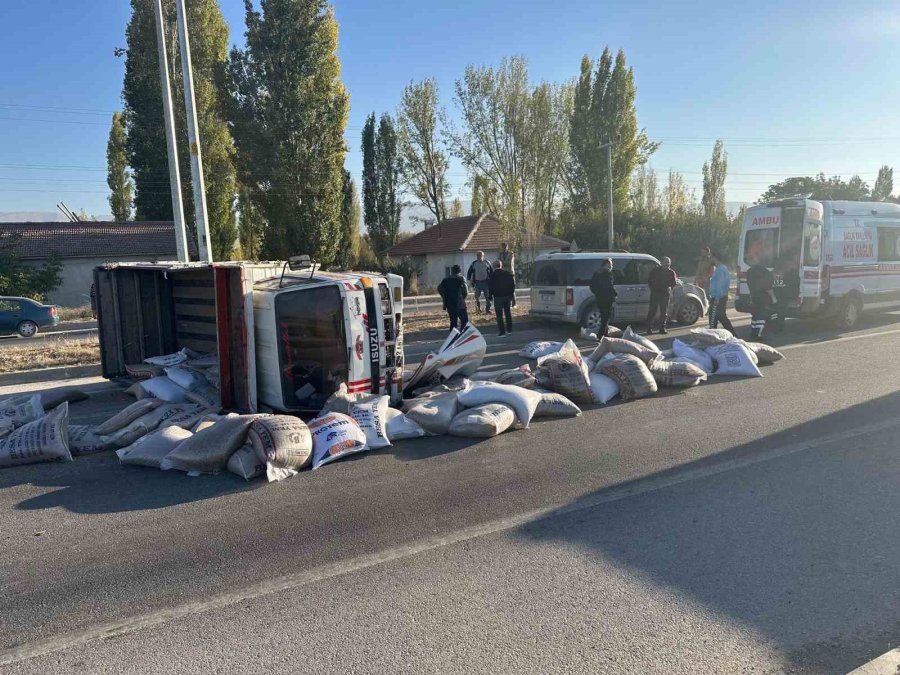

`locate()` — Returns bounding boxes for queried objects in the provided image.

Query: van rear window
[533,260,564,286]
[744,229,778,267]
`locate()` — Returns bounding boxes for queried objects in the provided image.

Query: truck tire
[835,294,863,330]
[675,298,703,326]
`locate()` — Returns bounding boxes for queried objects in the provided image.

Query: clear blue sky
[1,0,899,218]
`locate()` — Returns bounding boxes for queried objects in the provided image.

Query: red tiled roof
[0,221,197,260]
[387,214,568,257]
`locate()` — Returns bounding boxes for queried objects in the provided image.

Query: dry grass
[0,337,100,373]
[405,304,533,333]
[57,305,95,322]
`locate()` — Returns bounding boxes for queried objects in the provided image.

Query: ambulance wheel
[675,299,702,326]
[835,294,863,330]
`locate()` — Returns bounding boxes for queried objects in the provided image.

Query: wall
[24,255,170,307]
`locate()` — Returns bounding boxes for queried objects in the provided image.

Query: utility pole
[152,0,189,263]
[601,140,615,249]
[174,0,212,263]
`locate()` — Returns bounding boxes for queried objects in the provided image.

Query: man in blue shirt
[708,250,735,334]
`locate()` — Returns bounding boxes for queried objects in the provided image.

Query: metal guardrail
[406,288,531,314]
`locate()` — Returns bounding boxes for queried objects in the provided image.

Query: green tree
[0,233,62,300]
[568,48,657,217]
[760,174,870,202]
[375,114,402,250]
[236,185,264,259]
[665,170,693,215]
[701,140,727,219]
[448,197,464,218]
[107,112,133,221]
[630,165,660,215]
[122,0,237,259]
[397,78,450,224]
[873,165,893,201]
[226,0,348,263]
[361,113,378,245]
[336,169,360,269]
[470,174,492,215]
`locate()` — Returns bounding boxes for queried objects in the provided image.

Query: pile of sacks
[124,348,221,410]
[519,325,784,406]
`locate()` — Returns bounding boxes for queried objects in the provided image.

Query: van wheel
[581,305,602,332]
[835,295,863,330]
[676,299,703,326]
[17,320,38,338]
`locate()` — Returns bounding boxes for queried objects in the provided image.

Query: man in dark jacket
[747,262,776,340]
[437,265,468,330]
[588,258,618,339]
[488,260,516,336]
[646,256,678,334]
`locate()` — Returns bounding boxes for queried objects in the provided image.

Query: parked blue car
[0,296,60,337]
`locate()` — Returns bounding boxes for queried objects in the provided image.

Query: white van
[529,251,708,331]
[736,198,900,328]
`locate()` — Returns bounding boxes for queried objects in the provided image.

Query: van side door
[613,259,641,321]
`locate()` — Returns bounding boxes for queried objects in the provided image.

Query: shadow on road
[516,391,900,673]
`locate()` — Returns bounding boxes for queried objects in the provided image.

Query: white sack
[248,415,312,482]
[348,396,391,449]
[164,366,208,392]
[689,327,734,346]
[541,339,594,406]
[310,412,369,470]
[68,425,114,456]
[448,403,516,438]
[143,350,189,367]
[384,407,428,440]
[161,414,261,474]
[94,399,163,436]
[534,392,582,418]
[598,355,658,401]
[403,392,460,436]
[744,341,785,365]
[0,394,44,432]
[227,444,265,481]
[137,376,189,403]
[622,326,662,354]
[589,336,658,365]
[672,339,715,373]
[457,381,541,429]
[519,341,563,359]
[116,426,193,469]
[707,342,762,378]
[648,358,707,387]
[0,403,71,468]
[589,372,620,404]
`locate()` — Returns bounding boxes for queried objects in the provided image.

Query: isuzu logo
[369,326,379,361]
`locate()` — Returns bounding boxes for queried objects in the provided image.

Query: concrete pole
[174,0,212,262]
[606,141,614,249]
[152,0,189,263]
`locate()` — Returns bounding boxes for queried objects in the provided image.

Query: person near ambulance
[707,250,736,334]
[466,251,493,313]
[438,265,469,330]
[746,262,776,340]
[589,258,618,339]
[498,242,515,276]
[773,253,800,332]
[488,259,516,337]
[646,256,678,335]
[694,246,715,295]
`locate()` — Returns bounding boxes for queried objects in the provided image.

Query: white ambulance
[736,198,900,328]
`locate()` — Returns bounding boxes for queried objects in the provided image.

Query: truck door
[341,282,372,396]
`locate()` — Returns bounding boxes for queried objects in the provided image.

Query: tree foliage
[361,113,378,245]
[448,197,464,218]
[236,184,264,260]
[568,48,657,219]
[760,174,871,202]
[873,165,894,201]
[336,169,361,269]
[362,113,402,254]
[122,0,237,259]
[470,174,494,215]
[226,0,348,263]
[107,112,133,221]
[397,78,450,224]
[0,234,62,300]
[701,140,727,219]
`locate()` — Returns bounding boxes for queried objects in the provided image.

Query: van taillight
[565,288,574,305]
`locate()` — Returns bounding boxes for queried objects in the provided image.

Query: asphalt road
[3,310,900,673]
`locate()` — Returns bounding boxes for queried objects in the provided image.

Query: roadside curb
[847,648,900,674]
[0,363,102,387]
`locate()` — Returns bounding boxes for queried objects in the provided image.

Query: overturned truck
[94,261,405,414]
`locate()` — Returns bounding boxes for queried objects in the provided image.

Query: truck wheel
[581,305,601,332]
[835,295,863,330]
[17,320,38,338]
[675,299,702,326]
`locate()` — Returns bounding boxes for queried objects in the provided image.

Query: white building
[386,214,569,289]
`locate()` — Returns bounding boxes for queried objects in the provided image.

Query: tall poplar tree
[873,165,894,201]
[227,0,348,262]
[122,0,237,259]
[107,112,133,221]
[336,169,360,269]
[361,113,378,245]
[701,140,728,219]
[362,113,402,254]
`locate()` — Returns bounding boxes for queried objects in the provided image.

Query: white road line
[3,415,898,667]
[846,647,900,674]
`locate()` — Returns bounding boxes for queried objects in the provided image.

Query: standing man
[589,258,618,339]
[707,250,735,333]
[498,242,515,277]
[646,256,678,335]
[466,251,493,313]
[694,246,715,295]
[488,260,516,337]
[746,261,776,340]
[437,265,469,330]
